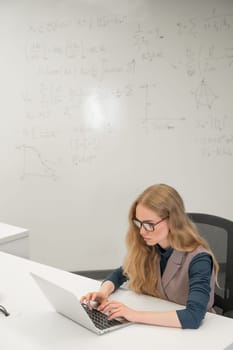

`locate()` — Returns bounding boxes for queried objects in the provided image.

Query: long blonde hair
[123,184,219,297]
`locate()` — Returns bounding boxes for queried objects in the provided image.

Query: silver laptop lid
[30,272,130,335]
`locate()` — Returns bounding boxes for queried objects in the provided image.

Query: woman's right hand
[80,291,108,309]
[80,281,115,309]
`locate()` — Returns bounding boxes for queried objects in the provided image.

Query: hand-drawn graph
[140,84,186,131]
[17,144,57,181]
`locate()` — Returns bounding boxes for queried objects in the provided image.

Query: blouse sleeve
[103,266,128,291]
[176,252,213,329]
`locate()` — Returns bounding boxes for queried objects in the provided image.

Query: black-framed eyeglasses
[132,216,168,232]
[0,304,10,317]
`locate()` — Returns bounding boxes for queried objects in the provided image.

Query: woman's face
[135,203,170,248]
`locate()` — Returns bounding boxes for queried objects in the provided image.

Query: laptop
[30,272,131,335]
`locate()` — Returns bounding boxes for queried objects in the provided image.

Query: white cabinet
[0,223,29,258]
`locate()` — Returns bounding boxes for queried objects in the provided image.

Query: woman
[81,183,219,329]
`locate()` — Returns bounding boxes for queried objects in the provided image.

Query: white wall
[0,0,232,271]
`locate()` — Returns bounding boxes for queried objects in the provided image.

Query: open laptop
[30,272,131,335]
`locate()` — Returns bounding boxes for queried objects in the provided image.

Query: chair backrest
[187,213,233,316]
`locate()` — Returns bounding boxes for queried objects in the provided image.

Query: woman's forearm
[100,299,182,328]
[133,309,182,328]
[99,280,115,298]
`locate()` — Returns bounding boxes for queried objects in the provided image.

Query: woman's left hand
[98,300,137,322]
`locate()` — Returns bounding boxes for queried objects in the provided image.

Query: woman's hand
[80,291,108,309]
[99,300,137,322]
[80,281,115,309]
[99,300,182,328]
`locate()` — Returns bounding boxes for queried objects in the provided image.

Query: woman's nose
[140,226,147,235]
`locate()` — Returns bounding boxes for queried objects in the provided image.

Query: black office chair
[188,213,233,318]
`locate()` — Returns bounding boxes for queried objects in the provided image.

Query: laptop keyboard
[81,303,122,330]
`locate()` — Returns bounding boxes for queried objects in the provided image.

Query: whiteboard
[0,0,232,271]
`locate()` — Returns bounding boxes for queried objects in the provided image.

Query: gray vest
[157,246,215,311]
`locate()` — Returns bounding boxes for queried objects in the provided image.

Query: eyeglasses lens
[133,219,154,232]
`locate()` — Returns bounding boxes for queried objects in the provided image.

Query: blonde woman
[81,184,218,329]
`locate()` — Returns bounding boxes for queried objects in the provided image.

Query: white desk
[0,222,29,258]
[0,252,233,350]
